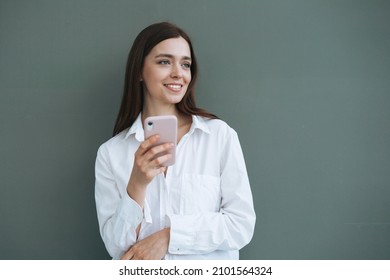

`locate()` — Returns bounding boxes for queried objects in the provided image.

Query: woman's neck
[142,103,192,130]
[142,104,178,121]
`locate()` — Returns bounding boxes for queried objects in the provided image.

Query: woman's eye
[158,60,170,65]
[182,63,191,69]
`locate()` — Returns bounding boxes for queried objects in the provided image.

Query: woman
[95,22,255,260]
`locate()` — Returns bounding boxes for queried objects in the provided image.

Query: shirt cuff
[117,193,144,228]
[167,214,196,255]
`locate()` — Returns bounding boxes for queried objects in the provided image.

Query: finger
[120,251,134,260]
[160,166,168,174]
[151,153,172,168]
[144,142,174,162]
[137,135,160,155]
[142,165,168,182]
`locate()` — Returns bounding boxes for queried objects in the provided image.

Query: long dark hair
[113,22,217,136]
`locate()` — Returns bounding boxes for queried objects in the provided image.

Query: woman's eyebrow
[155,53,192,61]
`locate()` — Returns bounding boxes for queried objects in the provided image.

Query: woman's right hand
[126,135,173,206]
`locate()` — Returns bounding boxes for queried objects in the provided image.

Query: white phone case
[144,115,177,166]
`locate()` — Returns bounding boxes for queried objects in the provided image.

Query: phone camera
[148,121,153,126]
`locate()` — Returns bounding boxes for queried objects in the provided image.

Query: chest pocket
[179,174,221,215]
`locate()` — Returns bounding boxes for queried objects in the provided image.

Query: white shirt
[95,114,256,260]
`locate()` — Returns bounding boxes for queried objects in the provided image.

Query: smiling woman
[141,37,192,109]
[94,22,256,260]
[112,22,217,136]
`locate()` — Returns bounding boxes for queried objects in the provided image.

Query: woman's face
[141,37,192,107]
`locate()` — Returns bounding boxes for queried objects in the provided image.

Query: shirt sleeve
[94,144,148,259]
[168,129,256,255]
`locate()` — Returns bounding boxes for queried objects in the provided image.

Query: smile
[164,84,182,91]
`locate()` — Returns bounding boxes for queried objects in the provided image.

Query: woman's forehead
[149,37,191,58]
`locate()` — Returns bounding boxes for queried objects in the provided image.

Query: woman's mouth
[164,83,183,92]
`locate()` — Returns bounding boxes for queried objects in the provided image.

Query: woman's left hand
[120,228,170,260]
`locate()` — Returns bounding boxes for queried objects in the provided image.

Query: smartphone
[144,115,177,166]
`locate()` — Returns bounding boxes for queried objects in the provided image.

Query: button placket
[158,175,168,229]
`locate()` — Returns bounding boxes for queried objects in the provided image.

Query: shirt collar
[189,115,211,135]
[125,113,144,142]
[124,113,211,142]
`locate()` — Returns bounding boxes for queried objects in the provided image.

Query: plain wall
[1,0,389,259]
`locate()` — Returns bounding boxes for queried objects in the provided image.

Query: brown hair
[113,22,217,136]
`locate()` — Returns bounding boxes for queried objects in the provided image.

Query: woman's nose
[170,63,182,78]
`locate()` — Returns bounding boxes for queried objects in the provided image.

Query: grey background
[1,0,389,259]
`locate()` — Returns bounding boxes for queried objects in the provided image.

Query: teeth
[166,84,181,90]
